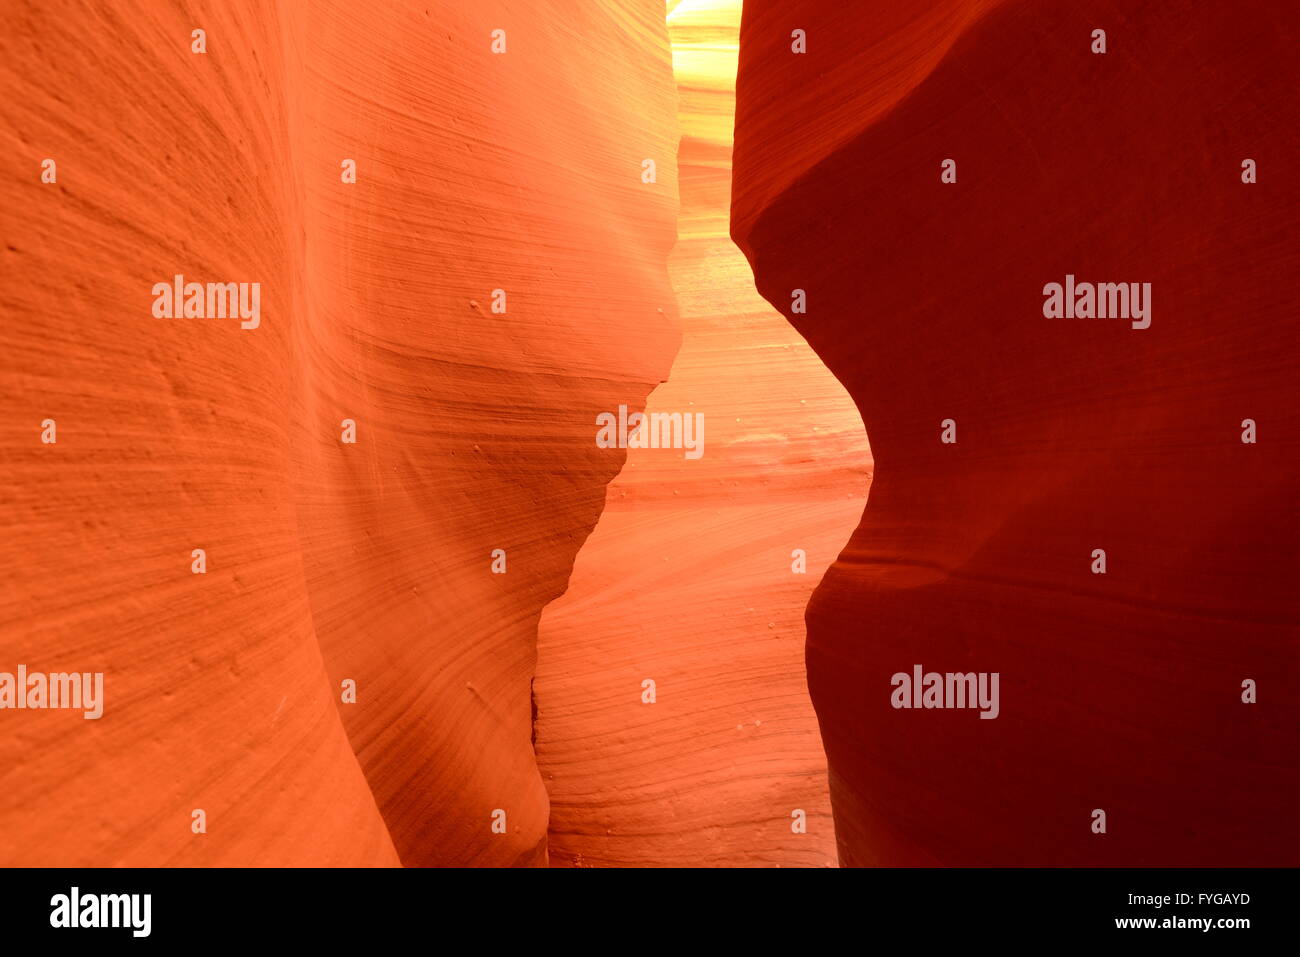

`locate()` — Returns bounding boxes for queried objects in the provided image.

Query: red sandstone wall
[733,0,1300,865]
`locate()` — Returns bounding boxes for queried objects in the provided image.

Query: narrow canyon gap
[535,0,870,868]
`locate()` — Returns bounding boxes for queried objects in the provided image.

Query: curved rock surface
[733,0,1300,865]
[535,0,868,867]
[0,0,678,866]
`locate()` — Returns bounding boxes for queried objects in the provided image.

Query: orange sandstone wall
[0,0,678,866]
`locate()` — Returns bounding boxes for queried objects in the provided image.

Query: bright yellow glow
[667,0,742,154]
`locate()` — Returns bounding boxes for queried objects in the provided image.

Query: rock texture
[733,0,1300,865]
[0,0,678,866]
[535,0,868,867]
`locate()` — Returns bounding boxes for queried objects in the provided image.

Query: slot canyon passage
[534,0,869,868]
[3,0,1296,871]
